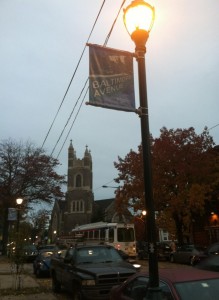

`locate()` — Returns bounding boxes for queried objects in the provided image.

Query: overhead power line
[208,123,219,131]
[41,0,107,150]
[55,0,127,158]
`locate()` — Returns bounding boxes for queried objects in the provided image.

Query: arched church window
[76,174,82,187]
[71,200,84,213]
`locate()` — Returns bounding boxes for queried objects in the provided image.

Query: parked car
[194,242,219,270]
[33,250,53,277]
[169,244,206,265]
[196,255,219,272]
[23,244,38,262]
[157,242,172,260]
[205,242,219,256]
[37,244,60,252]
[50,244,137,299]
[33,248,68,277]
[110,268,219,300]
[137,241,172,261]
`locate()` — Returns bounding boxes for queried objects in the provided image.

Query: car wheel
[52,273,61,293]
[170,254,174,263]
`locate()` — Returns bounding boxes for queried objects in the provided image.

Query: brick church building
[49,141,131,241]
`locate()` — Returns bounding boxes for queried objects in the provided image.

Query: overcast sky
[1,0,219,204]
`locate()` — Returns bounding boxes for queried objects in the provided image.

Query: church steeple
[68,140,76,190]
[66,142,94,230]
[84,145,92,168]
[68,140,75,169]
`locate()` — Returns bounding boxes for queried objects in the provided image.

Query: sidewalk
[0,256,58,299]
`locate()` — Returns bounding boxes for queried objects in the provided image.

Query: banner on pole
[8,208,17,221]
[87,44,136,112]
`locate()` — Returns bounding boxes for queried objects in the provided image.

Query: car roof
[140,268,219,283]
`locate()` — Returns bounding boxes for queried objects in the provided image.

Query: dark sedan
[195,242,219,271]
[137,241,172,261]
[169,244,205,265]
[196,255,219,272]
[110,268,219,300]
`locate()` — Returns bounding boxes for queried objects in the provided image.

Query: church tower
[64,140,94,233]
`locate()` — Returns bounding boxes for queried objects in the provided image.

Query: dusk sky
[1,0,218,207]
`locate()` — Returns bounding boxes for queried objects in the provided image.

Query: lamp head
[16,198,23,205]
[123,0,155,49]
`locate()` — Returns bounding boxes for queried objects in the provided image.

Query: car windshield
[76,247,123,264]
[175,278,219,299]
[24,245,37,251]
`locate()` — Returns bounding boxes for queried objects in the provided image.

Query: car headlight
[133,263,141,271]
[81,279,96,286]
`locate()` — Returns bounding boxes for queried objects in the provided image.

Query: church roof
[94,198,114,210]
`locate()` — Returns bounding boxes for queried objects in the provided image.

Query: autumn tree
[0,139,65,254]
[27,209,51,242]
[114,127,219,244]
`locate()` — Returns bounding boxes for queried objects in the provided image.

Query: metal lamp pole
[16,198,23,233]
[15,198,23,282]
[124,1,161,299]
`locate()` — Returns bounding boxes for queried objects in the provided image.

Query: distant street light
[53,230,57,243]
[102,185,120,189]
[123,1,161,299]
[16,198,23,232]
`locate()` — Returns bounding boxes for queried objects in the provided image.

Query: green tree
[0,139,65,254]
[114,127,218,244]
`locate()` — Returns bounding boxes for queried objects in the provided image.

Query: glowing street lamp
[124,1,161,299]
[142,210,147,217]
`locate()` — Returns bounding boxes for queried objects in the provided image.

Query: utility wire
[56,81,89,158]
[41,0,107,150]
[208,123,219,131]
[104,0,126,47]
[55,0,127,158]
[50,78,89,156]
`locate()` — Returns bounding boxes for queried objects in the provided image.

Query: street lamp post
[123,1,161,299]
[16,198,23,233]
[15,198,23,283]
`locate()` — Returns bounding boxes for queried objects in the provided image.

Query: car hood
[76,261,136,276]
